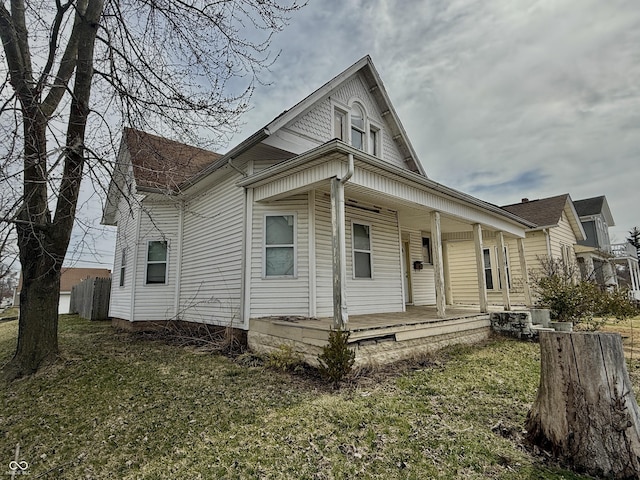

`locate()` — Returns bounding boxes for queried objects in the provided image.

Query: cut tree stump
[526,331,640,479]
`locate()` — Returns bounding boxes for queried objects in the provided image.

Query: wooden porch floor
[248,305,511,365]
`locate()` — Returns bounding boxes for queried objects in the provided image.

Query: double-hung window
[265,214,296,277]
[353,223,372,278]
[350,104,365,150]
[146,241,168,284]
[483,248,494,290]
[334,109,346,141]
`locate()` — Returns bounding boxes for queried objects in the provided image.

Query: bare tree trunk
[526,331,640,479]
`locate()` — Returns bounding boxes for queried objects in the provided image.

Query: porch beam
[331,177,348,329]
[517,238,532,307]
[473,224,488,313]
[496,231,511,311]
[431,211,446,318]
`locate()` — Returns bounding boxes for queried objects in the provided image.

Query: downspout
[341,153,354,185]
[228,157,248,177]
[173,200,185,319]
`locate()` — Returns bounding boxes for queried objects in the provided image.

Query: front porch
[248,305,508,366]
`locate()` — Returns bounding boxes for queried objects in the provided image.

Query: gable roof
[502,194,571,227]
[16,268,111,293]
[501,194,585,240]
[123,128,223,193]
[573,196,615,226]
[182,55,426,190]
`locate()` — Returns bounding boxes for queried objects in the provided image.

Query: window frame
[368,121,381,157]
[119,247,127,287]
[263,213,297,279]
[145,240,169,285]
[351,221,373,279]
[421,235,432,265]
[497,246,511,289]
[483,248,494,290]
[350,103,366,150]
[332,102,348,142]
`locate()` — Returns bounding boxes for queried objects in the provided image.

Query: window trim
[145,240,169,285]
[351,220,373,279]
[332,101,349,142]
[119,247,127,287]
[498,246,511,289]
[368,121,381,157]
[483,248,494,290]
[263,212,297,279]
[421,235,432,265]
[350,102,366,150]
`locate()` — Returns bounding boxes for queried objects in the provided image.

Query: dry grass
[601,315,640,360]
[0,315,614,479]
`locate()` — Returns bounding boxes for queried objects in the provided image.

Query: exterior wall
[446,223,579,307]
[284,72,407,170]
[109,191,143,320]
[179,173,245,327]
[404,229,436,306]
[249,194,310,317]
[131,199,181,321]
[314,194,404,317]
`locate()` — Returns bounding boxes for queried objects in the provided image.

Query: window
[483,248,494,290]
[119,248,127,287]
[265,214,295,277]
[498,247,511,289]
[422,237,432,264]
[350,104,365,150]
[353,223,372,278]
[334,109,346,141]
[369,127,379,156]
[146,241,168,284]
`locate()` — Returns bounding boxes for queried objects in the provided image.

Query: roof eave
[238,140,535,229]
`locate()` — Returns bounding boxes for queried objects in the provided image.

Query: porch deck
[249,305,509,366]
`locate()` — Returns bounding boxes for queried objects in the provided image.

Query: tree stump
[526,331,640,479]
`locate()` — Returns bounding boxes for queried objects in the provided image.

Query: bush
[265,344,303,372]
[317,328,355,388]
[534,262,639,331]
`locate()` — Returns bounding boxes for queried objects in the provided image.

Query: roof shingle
[501,194,570,227]
[123,128,223,192]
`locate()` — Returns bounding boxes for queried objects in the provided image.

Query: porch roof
[238,140,535,237]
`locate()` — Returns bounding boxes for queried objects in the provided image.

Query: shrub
[533,257,639,331]
[265,344,303,372]
[317,328,355,388]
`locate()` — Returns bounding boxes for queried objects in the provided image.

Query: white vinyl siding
[179,173,245,327]
[315,195,403,317]
[132,201,180,320]
[286,72,408,170]
[404,229,436,306]
[250,195,309,317]
[109,191,142,320]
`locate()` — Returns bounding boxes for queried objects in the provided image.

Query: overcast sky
[73,0,640,268]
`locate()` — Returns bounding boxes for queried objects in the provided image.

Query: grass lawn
[3,316,638,479]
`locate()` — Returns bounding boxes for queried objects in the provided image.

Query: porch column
[442,240,453,305]
[517,237,532,306]
[431,211,446,318]
[473,224,488,313]
[496,231,511,311]
[331,177,348,329]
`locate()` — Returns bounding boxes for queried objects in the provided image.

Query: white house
[102,56,534,363]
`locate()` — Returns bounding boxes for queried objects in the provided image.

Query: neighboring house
[446,194,585,307]
[573,196,640,298]
[102,56,535,362]
[13,267,111,314]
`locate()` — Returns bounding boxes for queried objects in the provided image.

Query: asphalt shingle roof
[573,196,606,217]
[501,194,570,228]
[123,128,222,192]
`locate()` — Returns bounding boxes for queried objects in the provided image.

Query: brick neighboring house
[13,267,111,314]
